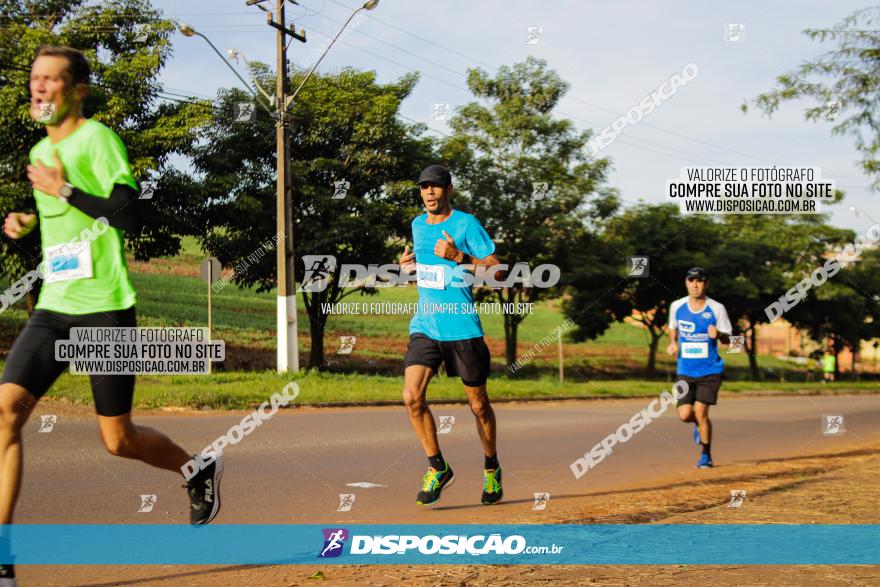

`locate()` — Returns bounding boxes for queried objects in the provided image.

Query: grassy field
[3,366,875,410]
[0,237,876,409]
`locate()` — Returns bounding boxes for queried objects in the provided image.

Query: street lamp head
[363,0,379,10]
[178,23,197,37]
[850,206,859,217]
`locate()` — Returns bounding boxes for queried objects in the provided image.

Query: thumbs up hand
[434,230,462,261]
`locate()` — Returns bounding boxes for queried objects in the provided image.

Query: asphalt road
[13,394,880,526]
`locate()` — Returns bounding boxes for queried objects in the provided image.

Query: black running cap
[418,164,452,187]
[686,267,708,279]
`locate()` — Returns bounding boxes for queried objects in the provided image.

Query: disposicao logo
[319,528,349,558]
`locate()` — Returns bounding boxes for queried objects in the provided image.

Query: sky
[151,0,878,232]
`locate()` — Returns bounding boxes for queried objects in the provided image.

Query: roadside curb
[246,388,879,410]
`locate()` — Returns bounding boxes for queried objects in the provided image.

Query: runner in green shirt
[822,350,836,382]
[0,46,222,584]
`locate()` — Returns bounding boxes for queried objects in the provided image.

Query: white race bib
[43,240,93,283]
[681,341,709,359]
[416,263,446,289]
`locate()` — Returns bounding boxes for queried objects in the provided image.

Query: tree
[709,214,851,379]
[0,0,210,310]
[788,247,880,378]
[744,7,880,188]
[567,204,718,376]
[559,227,629,349]
[441,57,616,369]
[188,67,433,368]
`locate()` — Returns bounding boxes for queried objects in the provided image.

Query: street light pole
[178,23,273,116]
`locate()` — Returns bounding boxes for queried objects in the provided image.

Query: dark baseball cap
[686,267,708,280]
[417,164,452,187]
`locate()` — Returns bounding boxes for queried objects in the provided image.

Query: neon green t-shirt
[822,354,836,373]
[30,119,137,314]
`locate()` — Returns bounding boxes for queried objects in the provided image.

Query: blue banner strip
[0,524,876,565]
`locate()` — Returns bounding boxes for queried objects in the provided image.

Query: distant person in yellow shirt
[805,355,817,382]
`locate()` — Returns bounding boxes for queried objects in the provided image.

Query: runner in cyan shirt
[398,164,504,506]
[666,267,732,468]
[0,47,222,583]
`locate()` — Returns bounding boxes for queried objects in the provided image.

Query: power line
[318,0,872,185]
[297,23,739,167]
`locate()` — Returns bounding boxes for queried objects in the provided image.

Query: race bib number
[680,341,709,359]
[43,240,93,283]
[416,264,446,290]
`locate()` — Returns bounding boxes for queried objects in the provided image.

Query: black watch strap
[460,253,472,265]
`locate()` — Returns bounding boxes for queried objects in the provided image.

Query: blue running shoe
[693,425,701,444]
[696,453,713,468]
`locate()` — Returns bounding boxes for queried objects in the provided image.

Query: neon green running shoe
[481,468,503,505]
[416,464,455,505]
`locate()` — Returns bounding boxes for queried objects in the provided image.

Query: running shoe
[0,537,14,587]
[0,564,15,587]
[481,468,503,505]
[696,453,713,468]
[185,454,223,525]
[693,424,701,444]
[416,464,454,505]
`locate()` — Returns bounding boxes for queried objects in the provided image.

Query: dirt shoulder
[20,441,880,586]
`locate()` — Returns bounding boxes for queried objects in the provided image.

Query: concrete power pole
[270,0,303,373]
[258,0,372,372]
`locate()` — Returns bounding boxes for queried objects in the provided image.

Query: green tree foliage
[565,204,716,376]
[713,214,852,379]
[564,205,867,380]
[442,56,616,369]
[0,0,210,309]
[744,7,880,188]
[187,67,433,368]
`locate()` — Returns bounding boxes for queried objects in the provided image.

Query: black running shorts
[404,333,491,387]
[675,373,722,406]
[1,307,137,416]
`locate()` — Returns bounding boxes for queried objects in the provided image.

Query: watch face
[59,184,73,198]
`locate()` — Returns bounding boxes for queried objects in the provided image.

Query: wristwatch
[58,182,74,203]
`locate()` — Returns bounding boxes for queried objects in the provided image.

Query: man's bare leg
[694,401,712,447]
[0,384,38,527]
[465,383,502,504]
[97,412,191,473]
[464,384,496,457]
[677,403,696,425]
[402,365,438,457]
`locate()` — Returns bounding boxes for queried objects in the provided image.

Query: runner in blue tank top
[666,267,732,468]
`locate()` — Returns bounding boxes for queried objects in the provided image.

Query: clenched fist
[399,244,416,274]
[4,212,37,240]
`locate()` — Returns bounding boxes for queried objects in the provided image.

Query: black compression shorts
[1,307,137,416]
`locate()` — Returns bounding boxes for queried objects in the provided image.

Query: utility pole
[244,0,373,372]
[274,1,297,373]
[263,0,304,372]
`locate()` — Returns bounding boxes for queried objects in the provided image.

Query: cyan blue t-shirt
[409,209,495,341]
[669,296,732,377]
